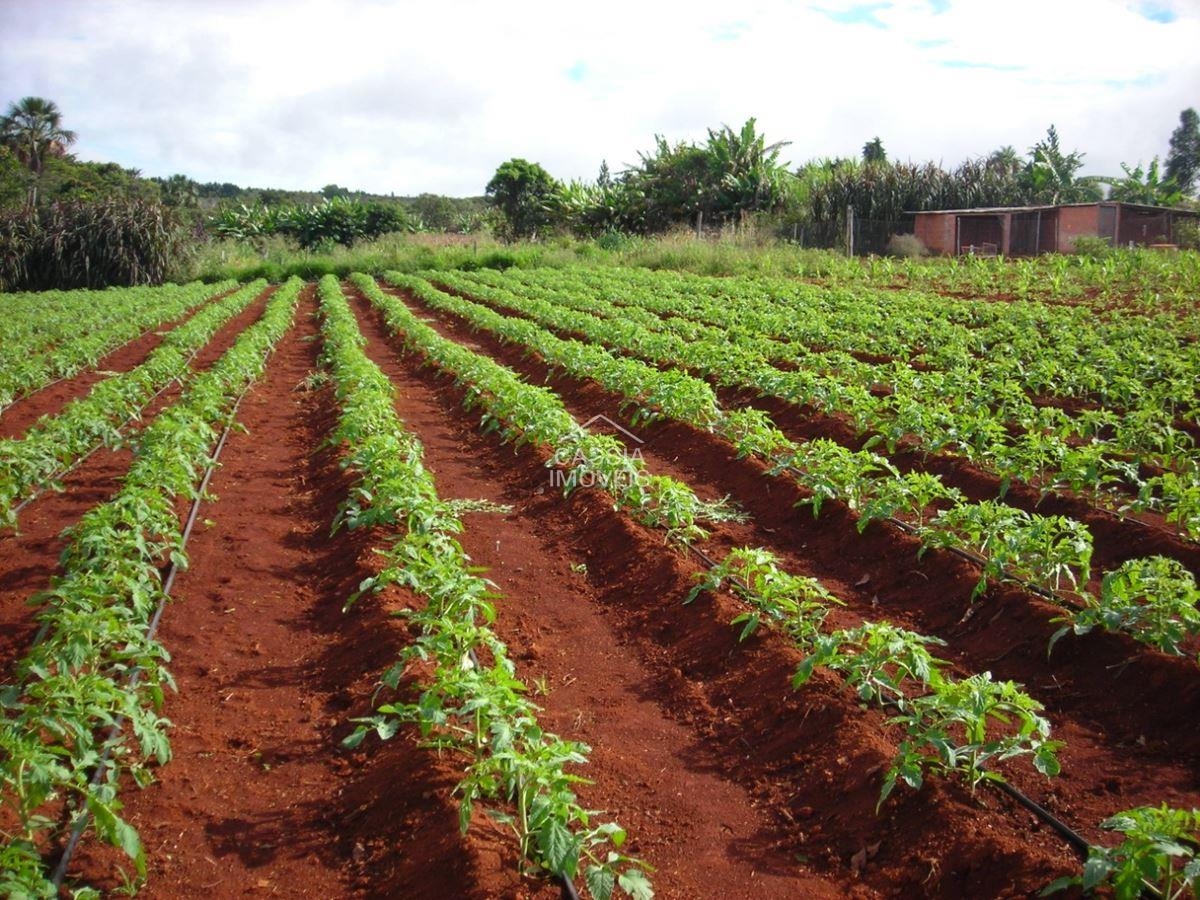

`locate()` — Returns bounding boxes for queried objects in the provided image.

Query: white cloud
[0,0,1196,195]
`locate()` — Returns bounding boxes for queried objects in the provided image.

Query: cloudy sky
[1,0,1197,197]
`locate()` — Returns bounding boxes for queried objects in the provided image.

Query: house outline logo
[580,414,644,444]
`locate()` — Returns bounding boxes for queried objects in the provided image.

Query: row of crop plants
[853,250,1200,313]
[403,271,1200,662]
[474,266,1200,541]
[531,263,1197,454]
[314,276,652,900]
[350,274,1200,897]
[0,280,269,531]
[554,264,1198,415]
[0,279,301,898]
[0,281,235,413]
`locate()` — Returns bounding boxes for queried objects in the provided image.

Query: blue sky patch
[1137,1,1176,23]
[713,20,749,41]
[814,2,892,29]
[941,59,1024,72]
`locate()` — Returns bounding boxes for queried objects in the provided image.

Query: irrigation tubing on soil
[682,542,1094,862]
[559,872,581,900]
[48,383,250,890]
[22,350,208,653]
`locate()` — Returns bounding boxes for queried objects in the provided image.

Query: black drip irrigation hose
[48,384,249,890]
[681,542,1094,863]
[559,872,581,899]
[776,462,1089,612]
[992,779,1090,858]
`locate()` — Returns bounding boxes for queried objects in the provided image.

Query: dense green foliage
[487,121,1195,253]
[1165,108,1200,196]
[207,196,417,250]
[486,158,560,240]
[489,119,793,240]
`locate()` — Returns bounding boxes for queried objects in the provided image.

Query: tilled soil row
[351,285,1077,898]
[392,279,1200,851]
[0,286,277,678]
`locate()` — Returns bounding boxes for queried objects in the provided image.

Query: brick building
[910,201,1198,256]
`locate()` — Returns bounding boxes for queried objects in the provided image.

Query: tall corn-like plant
[791,154,1031,252]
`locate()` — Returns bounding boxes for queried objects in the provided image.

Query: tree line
[485,113,1200,250]
[0,97,487,231]
[1,95,1198,288]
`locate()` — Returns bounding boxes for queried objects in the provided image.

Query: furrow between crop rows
[388,273,1200,856]
[0,286,280,678]
[343,278,1094,897]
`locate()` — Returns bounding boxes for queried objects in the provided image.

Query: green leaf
[1038,875,1076,895]
[540,819,578,878]
[584,865,615,900]
[617,867,655,900]
[1081,854,1112,892]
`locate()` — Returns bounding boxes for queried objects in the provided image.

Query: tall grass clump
[0,198,189,291]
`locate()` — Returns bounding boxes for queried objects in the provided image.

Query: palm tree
[986,146,1021,178]
[0,96,77,176]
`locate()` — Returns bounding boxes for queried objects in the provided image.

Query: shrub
[1071,235,1115,258]
[206,198,417,251]
[886,233,928,258]
[1174,219,1200,251]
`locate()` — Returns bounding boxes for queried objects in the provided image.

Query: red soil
[399,281,1200,851]
[0,287,233,441]
[7,275,1196,899]
[348,289,853,899]
[68,286,515,898]
[0,288,275,679]
[356,287,1081,896]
